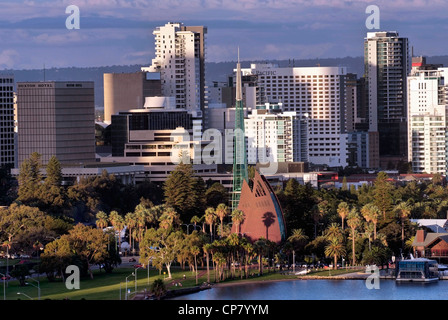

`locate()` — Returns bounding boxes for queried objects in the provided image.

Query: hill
[5,55,448,108]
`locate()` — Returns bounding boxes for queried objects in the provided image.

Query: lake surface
[170,279,448,300]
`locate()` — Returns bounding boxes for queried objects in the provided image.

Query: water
[170,279,448,300]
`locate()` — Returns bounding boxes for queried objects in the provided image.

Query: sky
[1,0,448,70]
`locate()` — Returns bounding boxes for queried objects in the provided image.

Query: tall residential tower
[141,22,207,116]
[364,31,410,168]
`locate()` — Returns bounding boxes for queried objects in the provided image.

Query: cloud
[0,49,19,69]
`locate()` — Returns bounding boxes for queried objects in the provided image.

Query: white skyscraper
[240,63,349,167]
[141,22,207,116]
[407,58,448,174]
[245,107,308,164]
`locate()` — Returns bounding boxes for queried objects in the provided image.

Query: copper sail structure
[232,49,249,211]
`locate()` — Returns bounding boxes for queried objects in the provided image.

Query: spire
[236,46,242,101]
[232,47,249,211]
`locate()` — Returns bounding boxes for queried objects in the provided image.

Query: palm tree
[325,237,346,270]
[125,212,137,253]
[159,207,181,230]
[337,202,350,230]
[95,211,109,229]
[203,243,212,283]
[215,203,229,238]
[231,209,245,234]
[287,229,308,272]
[204,207,216,241]
[361,203,381,240]
[254,238,267,276]
[324,223,343,242]
[394,201,412,248]
[190,215,201,232]
[191,245,200,285]
[347,208,362,266]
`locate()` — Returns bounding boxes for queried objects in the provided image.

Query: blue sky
[1,0,448,69]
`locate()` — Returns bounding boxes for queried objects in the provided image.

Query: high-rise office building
[407,57,448,174]
[103,71,162,124]
[240,63,349,168]
[141,22,207,116]
[245,108,308,164]
[17,81,95,165]
[0,74,15,168]
[364,31,410,167]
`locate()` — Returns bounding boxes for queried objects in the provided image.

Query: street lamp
[17,292,33,300]
[125,272,134,300]
[25,277,40,300]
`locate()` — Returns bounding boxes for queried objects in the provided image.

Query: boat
[395,257,439,283]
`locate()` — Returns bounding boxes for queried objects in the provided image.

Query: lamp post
[0,273,5,300]
[17,292,33,300]
[125,273,134,300]
[25,277,40,300]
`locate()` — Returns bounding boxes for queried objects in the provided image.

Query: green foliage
[150,278,167,300]
[163,163,206,223]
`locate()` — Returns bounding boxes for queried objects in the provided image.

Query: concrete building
[245,107,308,164]
[103,71,162,124]
[407,59,448,174]
[141,22,207,116]
[0,74,15,168]
[364,31,410,168]
[240,63,349,168]
[17,81,95,166]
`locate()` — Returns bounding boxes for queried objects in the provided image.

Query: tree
[150,278,166,300]
[205,182,229,208]
[95,211,109,229]
[45,156,62,186]
[164,162,204,222]
[325,237,346,270]
[360,203,381,240]
[394,201,412,248]
[288,229,308,272]
[204,207,216,241]
[159,206,181,230]
[347,208,362,266]
[337,202,350,230]
[140,228,184,279]
[215,203,229,237]
[66,223,109,279]
[17,152,42,205]
[373,172,394,219]
[231,209,245,234]
[125,212,137,253]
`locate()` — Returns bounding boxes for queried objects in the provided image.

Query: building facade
[0,74,15,168]
[240,63,349,168]
[364,31,410,167]
[245,108,308,164]
[103,71,162,124]
[141,22,207,116]
[407,59,448,174]
[17,81,95,165]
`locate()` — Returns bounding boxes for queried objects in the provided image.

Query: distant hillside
[6,55,448,108]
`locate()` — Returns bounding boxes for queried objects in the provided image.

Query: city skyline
[0,0,448,70]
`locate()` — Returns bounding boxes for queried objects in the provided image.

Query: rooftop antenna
[43,63,46,81]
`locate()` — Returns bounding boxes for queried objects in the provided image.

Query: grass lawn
[0,266,306,300]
